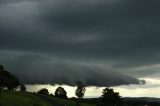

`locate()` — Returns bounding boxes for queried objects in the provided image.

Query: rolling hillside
[0,91,95,106]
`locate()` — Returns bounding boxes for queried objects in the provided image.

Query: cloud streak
[0,0,160,86]
[0,50,140,86]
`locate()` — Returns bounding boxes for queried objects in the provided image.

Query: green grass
[0,91,52,106]
[0,91,96,106]
[43,95,96,106]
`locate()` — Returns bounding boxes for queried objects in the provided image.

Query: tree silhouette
[0,65,20,90]
[75,82,86,106]
[101,87,122,106]
[20,84,26,92]
[55,87,67,98]
[75,81,86,100]
[37,88,49,95]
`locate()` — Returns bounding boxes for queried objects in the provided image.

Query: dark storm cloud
[0,0,43,4]
[0,0,160,86]
[0,50,140,86]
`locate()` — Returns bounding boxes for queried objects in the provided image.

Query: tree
[55,87,67,98]
[75,81,86,100]
[20,84,26,92]
[6,75,20,90]
[101,87,122,106]
[37,88,49,95]
[0,65,20,90]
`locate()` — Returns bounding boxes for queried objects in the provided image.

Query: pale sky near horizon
[26,78,160,98]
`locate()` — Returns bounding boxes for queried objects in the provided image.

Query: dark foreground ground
[0,91,95,106]
[0,91,160,106]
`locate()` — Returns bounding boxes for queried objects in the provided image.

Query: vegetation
[0,90,96,106]
[75,81,86,100]
[55,87,67,98]
[20,84,26,92]
[1,91,160,106]
[99,87,122,106]
[75,82,86,106]
[37,88,49,95]
[0,91,52,106]
[1,65,160,106]
[0,65,20,90]
[41,94,95,106]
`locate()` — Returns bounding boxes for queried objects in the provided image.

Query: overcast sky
[0,0,160,86]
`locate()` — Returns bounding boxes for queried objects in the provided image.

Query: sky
[25,78,160,98]
[0,0,160,97]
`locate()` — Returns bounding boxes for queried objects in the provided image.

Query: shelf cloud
[0,0,160,86]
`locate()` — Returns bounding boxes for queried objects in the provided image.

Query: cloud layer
[0,0,160,86]
[0,51,140,86]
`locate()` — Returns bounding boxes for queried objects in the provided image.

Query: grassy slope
[0,91,52,106]
[0,91,95,106]
[44,95,96,106]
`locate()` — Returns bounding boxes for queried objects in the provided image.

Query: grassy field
[0,91,95,106]
[0,91,52,106]
[1,91,159,106]
[42,95,96,106]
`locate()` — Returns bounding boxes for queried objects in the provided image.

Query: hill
[2,90,160,106]
[0,91,95,106]
[0,91,52,106]
[124,97,160,106]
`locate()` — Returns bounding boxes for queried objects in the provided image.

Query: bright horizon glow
[26,78,160,98]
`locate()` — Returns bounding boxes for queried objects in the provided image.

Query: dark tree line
[37,82,86,100]
[37,88,49,95]
[55,87,67,98]
[100,87,122,106]
[0,65,19,90]
[0,65,123,106]
[0,65,26,106]
[0,65,26,91]
[37,82,122,106]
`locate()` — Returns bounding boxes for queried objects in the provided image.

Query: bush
[37,88,49,95]
[55,87,67,98]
